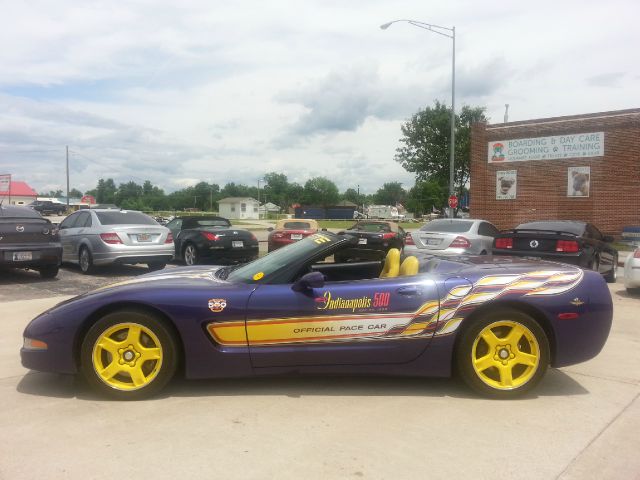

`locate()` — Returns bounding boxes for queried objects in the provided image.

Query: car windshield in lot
[420,220,473,233]
[350,222,392,232]
[283,221,313,229]
[194,219,231,227]
[96,211,157,225]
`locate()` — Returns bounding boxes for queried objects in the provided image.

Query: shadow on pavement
[16,368,587,402]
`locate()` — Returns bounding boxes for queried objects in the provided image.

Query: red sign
[448,195,458,209]
[81,195,96,204]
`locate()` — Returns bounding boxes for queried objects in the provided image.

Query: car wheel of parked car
[147,262,166,271]
[604,254,618,283]
[183,244,198,266]
[79,247,95,274]
[38,265,59,279]
[456,309,549,399]
[80,309,177,400]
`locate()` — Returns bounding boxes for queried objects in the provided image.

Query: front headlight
[23,338,48,350]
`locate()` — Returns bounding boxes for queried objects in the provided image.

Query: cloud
[586,72,626,87]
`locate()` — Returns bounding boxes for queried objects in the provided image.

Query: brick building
[469,108,640,236]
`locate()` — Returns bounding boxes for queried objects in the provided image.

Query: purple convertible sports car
[21,232,613,400]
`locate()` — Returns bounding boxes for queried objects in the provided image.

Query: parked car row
[1,206,259,278]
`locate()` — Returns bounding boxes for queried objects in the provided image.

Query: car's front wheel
[456,309,549,398]
[183,243,199,266]
[80,310,178,400]
[604,254,618,283]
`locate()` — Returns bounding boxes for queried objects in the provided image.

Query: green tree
[406,180,446,216]
[342,188,363,206]
[90,178,117,203]
[263,172,289,208]
[373,182,406,206]
[303,177,339,207]
[394,101,487,195]
[68,188,83,198]
[45,189,63,197]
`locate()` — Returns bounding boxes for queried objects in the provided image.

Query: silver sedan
[623,247,640,294]
[405,218,499,256]
[58,209,174,274]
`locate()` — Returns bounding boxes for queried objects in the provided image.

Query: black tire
[80,310,177,400]
[456,308,549,399]
[183,243,199,266]
[147,262,167,272]
[604,254,618,283]
[38,265,59,279]
[79,246,95,274]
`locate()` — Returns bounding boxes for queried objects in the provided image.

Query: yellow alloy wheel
[92,322,163,391]
[471,320,540,390]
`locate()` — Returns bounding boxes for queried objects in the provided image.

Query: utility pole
[66,145,69,208]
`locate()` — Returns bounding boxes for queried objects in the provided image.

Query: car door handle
[396,286,420,296]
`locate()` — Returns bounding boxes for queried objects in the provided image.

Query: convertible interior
[309,248,419,282]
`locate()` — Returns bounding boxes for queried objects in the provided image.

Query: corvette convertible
[21,232,613,400]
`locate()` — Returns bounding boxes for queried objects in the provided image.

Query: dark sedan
[166,216,259,266]
[492,220,618,282]
[336,220,406,262]
[0,205,62,278]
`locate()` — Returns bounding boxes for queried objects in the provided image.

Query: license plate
[291,234,302,240]
[137,234,151,242]
[358,238,367,245]
[232,240,244,248]
[13,251,32,261]
[423,237,441,245]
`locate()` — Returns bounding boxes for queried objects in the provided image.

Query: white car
[623,247,640,294]
[405,219,500,256]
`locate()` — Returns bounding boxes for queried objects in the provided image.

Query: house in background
[0,181,38,205]
[259,202,281,217]
[218,197,259,220]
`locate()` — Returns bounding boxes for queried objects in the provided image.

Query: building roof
[218,197,258,204]
[0,181,38,197]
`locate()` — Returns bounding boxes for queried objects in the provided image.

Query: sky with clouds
[1,0,638,195]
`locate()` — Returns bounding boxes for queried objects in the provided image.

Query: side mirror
[291,271,325,292]
[603,235,615,243]
[267,227,273,232]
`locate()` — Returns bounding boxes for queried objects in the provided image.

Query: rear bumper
[492,249,586,266]
[201,246,259,264]
[404,245,472,256]
[92,246,175,266]
[0,244,62,268]
[624,257,640,288]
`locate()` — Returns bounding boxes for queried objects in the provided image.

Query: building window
[231,206,235,212]
[241,203,246,212]
[253,207,258,212]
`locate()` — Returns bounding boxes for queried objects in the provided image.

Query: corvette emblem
[208,298,227,312]
[529,240,539,248]
[16,225,24,232]
[570,298,585,306]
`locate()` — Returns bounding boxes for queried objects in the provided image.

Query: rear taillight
[272,232,285,239]
[450,236,471,249]
[634,249,640,259]
[382,232,396,240]
[100,232,122,244]
[202,232,220,241]
[165,233,173,244]
[495,237,513,249]
[405,235,415,245]
[556,240,580,253]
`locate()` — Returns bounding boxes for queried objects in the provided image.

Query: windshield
[282,221,313,230]
[350,222,392,233]
[420,220,473,233]
[96,211,158,225]
[226,232,340,283]
[194,219,231,227]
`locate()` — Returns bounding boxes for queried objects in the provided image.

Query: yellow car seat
[399,256,419,276]
[380,248,401,278]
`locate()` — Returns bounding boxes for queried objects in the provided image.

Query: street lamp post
[380,19,456,218]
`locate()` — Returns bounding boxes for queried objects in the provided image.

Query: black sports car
[0,205,62,278]
[27,200,67,215]
[336,220,406,262]
[166,216,259,266]
[492,220,618,282]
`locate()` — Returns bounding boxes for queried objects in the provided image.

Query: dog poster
[496,170,517,200]
[568,166,590,197]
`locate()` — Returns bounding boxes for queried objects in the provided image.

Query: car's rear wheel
[183,244,198,266]
[604,254,618,283]
[38,265,59,279]
[456,309,549,398]
[80,310,177,400]
[147,262,166,271]
[79,247,94,274]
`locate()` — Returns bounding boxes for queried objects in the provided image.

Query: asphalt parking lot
[0,265,638,479]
